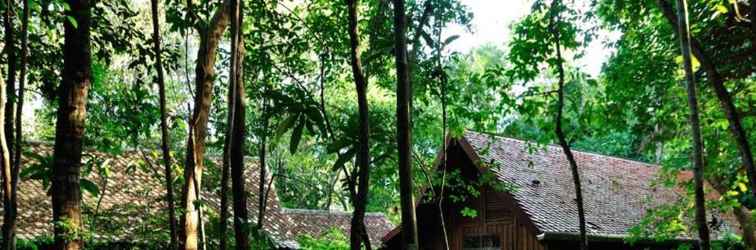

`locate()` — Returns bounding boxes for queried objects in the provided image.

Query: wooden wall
[438,186,546,250]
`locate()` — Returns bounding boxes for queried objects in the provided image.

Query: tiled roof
[0,142,393,248]
[282,208,395,246]
[462,131,734,238]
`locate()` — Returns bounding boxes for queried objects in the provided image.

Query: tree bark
[1,1,16,248]
[149,0,178,248]
[657,0,756,201]
[3,0,16,183]
[0,73,11,250]
[549,2,588,249]
[219,133,230,250]
[675,1,711,249]
[228,0,250,248]
[179,1,232,249]
[391,0,419,249]
[50,0,92,249]
[219,136,230,250]
[345,0,372,249]
[256,100,268,231]
[3,0,27,247]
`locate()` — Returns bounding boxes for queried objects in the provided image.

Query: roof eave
[536,232,697,245]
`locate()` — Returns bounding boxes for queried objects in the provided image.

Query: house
[1,142,394,249]
[382,131,737,250]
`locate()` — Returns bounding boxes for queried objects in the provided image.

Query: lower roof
[1,142,393,248]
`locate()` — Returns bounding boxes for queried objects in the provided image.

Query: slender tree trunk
[149,0,178,248]
[676,1,711,249]
[392,0,419,249]
[0,75,10,250]
[1,2,17,248]
[256,99,268,230]
[657,0,756,200]
[345,0,372,249]
[549,2,588,249]
[228,0,250,248]
[219,134,229,250]
[3,0,16,181]
[179,1,232,249]
[50,1,92,249]
[3,0,27,248]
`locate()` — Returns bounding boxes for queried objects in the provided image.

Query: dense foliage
[0,0,753,249]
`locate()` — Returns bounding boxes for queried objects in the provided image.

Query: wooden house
[382,131,737,250]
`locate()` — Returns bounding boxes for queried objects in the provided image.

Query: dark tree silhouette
[149,0,178,247]
[392,0,419,249]
[549,1,588,249]
[228,0,250,248]
[675,0,711,249]
[345,0,372,249]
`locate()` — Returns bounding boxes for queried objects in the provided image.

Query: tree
[149,0,178,247]
[3,0,16,176]
[228,0,250,248]
[391,0,419,249]
[345,0,372,249]
[655,0,756,201]
[178,1,232,249]
[0,73,10,250]
[2,0,28,248]
[675,0,711,249]
[1,0,16,248]
[548,1,588,249]
[50,0,93,249]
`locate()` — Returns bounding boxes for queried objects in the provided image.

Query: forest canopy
[0,0,754,249]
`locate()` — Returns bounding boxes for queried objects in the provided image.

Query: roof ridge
[281,208,388,217]
[464,130,660,168]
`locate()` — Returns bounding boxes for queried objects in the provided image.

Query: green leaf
[289,118,305,153]
[66,16,78,29]
[461,207,478,218]
[276,114,298,137]
[443,35,460,46]
[331,147,356,172]
[80,179,100,197]
[714,4,728,14]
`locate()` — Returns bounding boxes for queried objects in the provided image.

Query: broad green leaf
[276,114,298,137]
[290,118,305,153]
[80,179,100,197]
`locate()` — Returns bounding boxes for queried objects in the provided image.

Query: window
[463,234,500,250]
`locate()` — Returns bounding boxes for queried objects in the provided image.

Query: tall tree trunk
[391,0,419,249]
[345,0,372,249]
[3,0,16,180]
[219,134,229,250]
[50,0,92,249]
[3,0,27,248]
[1,1,17,248]
[228,0,250,248]
[179,1,232,249]
[0,75,10,250]
[549,2,588,249]
[657,0,756,200]
[256,99,268,231]
[676,1,711,249]
[149,0,178,248]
